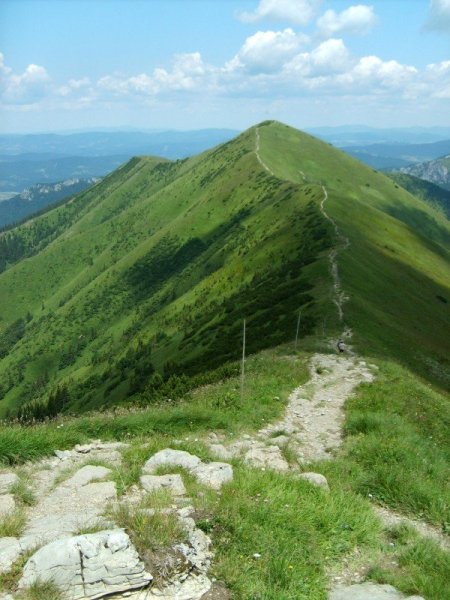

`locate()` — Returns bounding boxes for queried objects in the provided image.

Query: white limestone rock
[0,473,19,494]
[0,494,15,517]
[0,537,21,574]
[244,445,289,471]
[140,474,186,496]
[298,472,330,491]
[143,449,202,474]
[192,462,233,490]
[20,464,116,547]
[19,530,152,599]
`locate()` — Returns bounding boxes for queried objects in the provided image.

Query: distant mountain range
[0,177,100,229]
[341,140,450,171]
[0,129,239,159]
[0,155,126,193]
[398,155,450,191]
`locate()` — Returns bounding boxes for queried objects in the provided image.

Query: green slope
[255,122,450,381]
[0,121,449,417]
[0,126,332,416]
[388,172,450,218]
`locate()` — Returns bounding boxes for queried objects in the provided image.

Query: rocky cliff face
[400,155,450,190]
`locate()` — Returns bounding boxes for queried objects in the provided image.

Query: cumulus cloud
[425,0,450,31]
[98,52,210,98]
[1,56,51,104]
[230,28,308,73]
[285,38,352,78]
[238,0,322,25]
[317,5,377,37]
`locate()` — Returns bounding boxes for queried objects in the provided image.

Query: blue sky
[1,0,449,132]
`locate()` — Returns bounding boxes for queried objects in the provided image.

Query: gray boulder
[143,449,202,474]
[193,462,233,490]
[19,530,152,599]
[140,474,186,496]
[0,494,15,517]
[0,473,19,494]
[0,537,21,574]
[298,472,330,491]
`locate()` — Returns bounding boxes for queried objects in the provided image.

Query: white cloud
[1,58,51,104]
[238,0,322,25]
[426,0,450,31]
[97,52,211,98]
[231,28,307,73]
[317,5,377,37]
[285,39,352,77]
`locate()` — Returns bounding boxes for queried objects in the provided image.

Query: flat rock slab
[0,494,15,517]
[244,445,289,472]
[0,537,21,574]
[140,474,186,496]
[143,449,202,474]
[329,583,425,600]
[142,449,233,490]
[20,465,116,548]
[193,463,233,490]
[0,473,19,494]
[19,529,152,600]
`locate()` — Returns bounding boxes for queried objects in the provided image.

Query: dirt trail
[319,185,350,323]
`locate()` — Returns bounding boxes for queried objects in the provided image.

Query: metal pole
[295,309,301,350]
[240,319,246,401]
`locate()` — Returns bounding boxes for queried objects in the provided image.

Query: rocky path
[319,185,350,323]
[207,353,374,470]
[0,443,233,599]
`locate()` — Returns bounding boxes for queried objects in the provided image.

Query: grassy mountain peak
[0,121,449,418]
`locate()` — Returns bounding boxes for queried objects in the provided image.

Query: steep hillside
[0,127,333,416]
[388,172,450,218]
[0,121,449,418]
[0,177,100,228]
[399,155,450,190]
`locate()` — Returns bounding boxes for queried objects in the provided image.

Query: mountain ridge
[0,121,449,418]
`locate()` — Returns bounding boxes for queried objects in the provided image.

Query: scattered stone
[298,472,330,491]
[19,530,152,599]
[244,445,289,471]
[66,465,112,487]
[329,582,425,600]
[140,474,186,496]
[193,462,233,490]
[142,449,234,490]
[0,493,15,517]
[143,449,202,474]
[253,553,261,559]
[209,444,234,461]
[0,537,21,574]
[55,449,72,460]
[0,473,19,494]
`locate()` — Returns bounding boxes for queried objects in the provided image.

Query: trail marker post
[295,309,301,350]
[240,319,246,401]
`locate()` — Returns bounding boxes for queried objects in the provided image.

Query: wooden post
[295,309,301,350]
[240,319,246,401]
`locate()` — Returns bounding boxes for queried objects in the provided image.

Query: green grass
[315,359,450,528]
[0,348,309,466]
[198,465,381,600]
[0,508,26,537]
[368,524,450,600]
[15,580,64,600]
